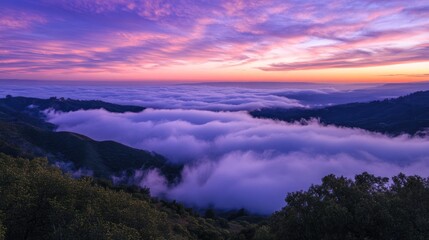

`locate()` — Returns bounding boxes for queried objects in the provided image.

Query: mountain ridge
[0,96,181,182]
[251,90,429,136]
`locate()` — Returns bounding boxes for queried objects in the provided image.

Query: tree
[204,209,216,219]
[0,153,235,240]
[0,216,5,240]
[268,172,429,240]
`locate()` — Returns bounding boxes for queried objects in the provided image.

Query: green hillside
[1,153,428,239]
[0,153,252,240]
[0,96,181,182]
[0,95,144,114]
[251,172,429,240]
[251,91,429,136]
[0,121,181,182]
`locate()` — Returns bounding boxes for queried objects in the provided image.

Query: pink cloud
[0,0,428,78]
[0,9,46,30]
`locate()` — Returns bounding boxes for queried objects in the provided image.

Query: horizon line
[1,78,429,85]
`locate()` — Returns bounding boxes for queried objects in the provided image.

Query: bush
[269,172,429,240]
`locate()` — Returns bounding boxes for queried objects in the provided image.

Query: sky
[1,0,428,82]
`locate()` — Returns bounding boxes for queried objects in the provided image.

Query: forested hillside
[252,172,429,240]
[0,153,250,240]
[1,153,428,239]
[251,91,429,136]
[0,96,144,115]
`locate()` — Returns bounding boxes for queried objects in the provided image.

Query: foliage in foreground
[0,154,239,240]
[2,152,429,240]
[243,172,429,240]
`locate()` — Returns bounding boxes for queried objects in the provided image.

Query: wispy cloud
[0,0,428,79]
[380,73,429,78]
[261,44,429,71]
[0,9,46,30]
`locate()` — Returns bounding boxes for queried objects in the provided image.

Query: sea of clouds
[3,81,429,213]
[46,108,429,213]
[2,80,429,111]
[0,81,308,110]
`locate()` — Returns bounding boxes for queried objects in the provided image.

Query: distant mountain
[0,95,145,113]
[0,96,145,130]
[0,96,181,182]
[251,91,429,136]
[274,81,429,106]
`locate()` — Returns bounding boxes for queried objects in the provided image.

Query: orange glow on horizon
[1,1,428,83]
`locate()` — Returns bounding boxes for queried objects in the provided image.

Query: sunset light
[1,1,429,239]
[1,0,428,82]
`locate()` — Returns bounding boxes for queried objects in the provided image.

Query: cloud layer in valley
[46,108,429,213]
[0,82,307,110]
[2,81,429,111]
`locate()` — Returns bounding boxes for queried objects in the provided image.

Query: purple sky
[1,0,428,82]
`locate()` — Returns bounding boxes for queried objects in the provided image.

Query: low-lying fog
[3,81,429,213]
